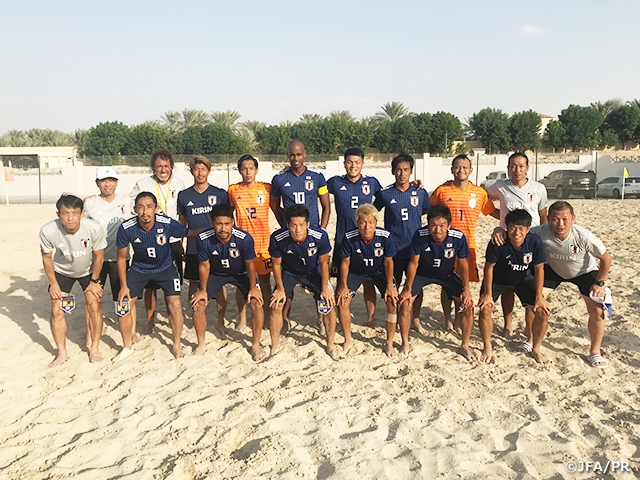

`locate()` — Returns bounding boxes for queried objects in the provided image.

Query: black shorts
[411,274,463,299]
[206,274,251,299]
[393,258,410,287]
[346,272,394,298]
[480,279,537,307]
[280,271,331,300]
[184,254,200,282]
[127,264,182,299]
[544,265,598,297]
[171,241,184,282]
[330,242,342,278]
[53,272,90,294]
[99,260,129,301]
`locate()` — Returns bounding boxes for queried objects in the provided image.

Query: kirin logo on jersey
[208,195,217,206]
[523,252,533,264]
[444,248,454,259]
[257,195,265,204]
[81,239,90,248]
[156,234,167,245]
[305,180,314,191]
[410,195,419,207]
[229,248,240,258]
[468,195,477,209]
[119,205,126,215]
[374,247,384,257]
[362,184,370,195]
[308,246,317,256]
[570,245,578,254]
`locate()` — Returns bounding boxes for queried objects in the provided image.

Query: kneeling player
[115,192,188,361]
[190,204,264,360]
[335,204,399,355]
[398,204,474,359]
[269,205,338,359]
[478,209,549,364]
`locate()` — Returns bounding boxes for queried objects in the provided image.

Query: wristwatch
[594,280,605,287]
[91,278,103,286]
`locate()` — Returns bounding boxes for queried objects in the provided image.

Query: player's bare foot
[251,345,263,362]
[479,348,494,363]
[342,339,354,355]
[145,321,155,335]
[367,319,378,329]
[112,347,134,363]
[412,320,428,336]
[172,344,184,359]
[237,320,248,331]
[270,343,281,356]
[327,346,339,361]
[194,343,207,355]
[385,342,396,358]
[399,344,412,358]
[501,327,513,339]
[457,346,476,362]
[132,333,140,345]
[531,349,550,365]
[89,350,104,363]
[48,352,69,368]
[453,317,462,335]
[216,320,228,336]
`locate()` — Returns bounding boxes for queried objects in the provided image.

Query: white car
[597,176,640,198]
[480,171,507,190]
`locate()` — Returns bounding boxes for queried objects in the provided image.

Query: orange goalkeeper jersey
[429,182,495,250]
[228,182,272,254]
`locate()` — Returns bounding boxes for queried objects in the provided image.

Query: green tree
[255,124,294,154]
[211,110,241,131]
[299,113,323,124]
[375,101,410,122]
[411,113,432,153]
[122,123,170,155]
[429,111,464,154]
[558,105,602,151]
[181,124,247,155]
[467,108,511,153]
[590,99,623,120]
[542,120,566,152]
[508,110,542,152]
[73,129,88,155]
[596,129,619,149]
[84,121,129,157]
[160,111,183,134]
[0,130,29,147]
[328,110,354,122]
[604,104,640,149]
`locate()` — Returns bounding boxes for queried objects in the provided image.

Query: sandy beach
[1,200,639,479]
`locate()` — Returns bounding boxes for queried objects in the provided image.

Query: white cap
[96,166,119,180]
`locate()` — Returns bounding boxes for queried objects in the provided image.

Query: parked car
[539,169,596,199]
[596,176,640,198]
[480,171,507,190]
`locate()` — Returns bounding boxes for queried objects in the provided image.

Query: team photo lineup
[40,141,612,369]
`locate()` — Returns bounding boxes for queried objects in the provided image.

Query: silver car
[480,171,507,190]
[597,176,640,198]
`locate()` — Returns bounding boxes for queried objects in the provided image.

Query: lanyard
[154,178,171,214]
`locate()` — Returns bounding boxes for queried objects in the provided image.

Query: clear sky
[2,0,639,133]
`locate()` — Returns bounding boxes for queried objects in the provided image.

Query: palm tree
[375,101,410,122]
[590,99,623,120]
[2,130,29,147]
[628,99,640,109]
[181,109,211,128]
[360,116,381,133]
[299,113,323,123]
[240,120,266,134]
[161,110,183,133]
[328,110,354,122]
[211,110,242,131]
[73,129,88,154]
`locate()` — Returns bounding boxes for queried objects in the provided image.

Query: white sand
[1,201,638,479]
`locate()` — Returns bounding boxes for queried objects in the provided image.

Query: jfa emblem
[528,193,534,202]
[468,195,477,209]
[171,190,177,199]
[156,234,166,245]
[208,195,217,206]
[229,248,240,258]
[374,247,384,257]
[523,252,532,264]
[410,195,419,207]
[257,195,265,204]
[119,205,126,215]
[308,246,317,256]
[444,248,454,259]
[362,184,370,195]
[305,180,314,191]
[81,239,89,248]
[61,295,75,313]
[570,245,578,254]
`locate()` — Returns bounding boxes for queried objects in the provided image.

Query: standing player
[190,205,264,360]
[335,204,398,354]
[40,194,107,367]
[398,205,474,359]
[115,192,189,361]
[477,209,549,364]
[268,205,338,360]
[328,147,382,327]
[531,201,612,367]
[228,154,276,327]
[270,140,330,228]
[374,154,431,334]
[130,149,186,333]
[487,152,548,340]
[430,154,497,330]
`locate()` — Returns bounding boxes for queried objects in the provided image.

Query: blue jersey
[485,233,546,285]
[271,168,328,226]
[340,228,396,276]
[117,214,188,275]
[374,184,431,259]
[196,227,256,276]
[410,228,470,279]
[327,175,382,244]
[269,226,331,277]
[177,185,229,255]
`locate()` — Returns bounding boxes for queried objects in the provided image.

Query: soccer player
[530,201,612,367]
[374,154,431,333]
[190,204,264,360]
[430,154,498,330]
[336,204,398,354]
[130,149,186,333]
[268,205,337,359]
[228,154,276,326]
[487,152,548,339]
[477,209,550,364]
[115,192,189,361]
[40,194,107,367]
[398,205,474,359]
[328,147,382,327]
[270,140,330,228]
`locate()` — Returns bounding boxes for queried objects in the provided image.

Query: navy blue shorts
[99,260,129,301]
[480,279,536,307]
[127,264,182,299]
[280,271,329,300]
[346,272,393,298]
[184,254,200,282]
[411,274,463,299]
[206,274,251,299]
[393,257,410,287]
